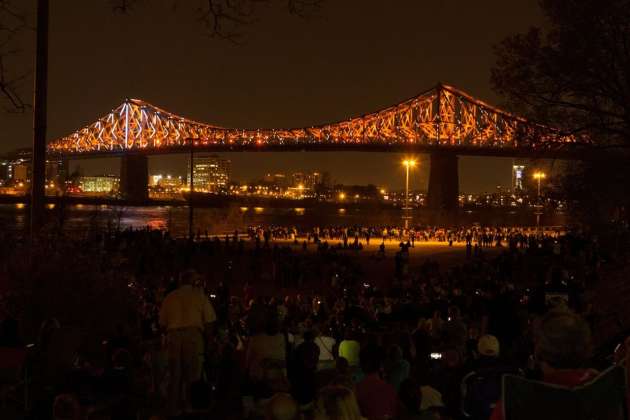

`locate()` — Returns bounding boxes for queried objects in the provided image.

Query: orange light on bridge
[46,85,581,156]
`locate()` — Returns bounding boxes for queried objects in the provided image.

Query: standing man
[160,269,216,417]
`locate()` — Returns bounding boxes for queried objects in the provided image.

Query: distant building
[291,172,304,188]
[309,172,321,189]
[79,175,119,194]
[512,164,526,191]
[0,159,10,184]
[45,158,65,184]
[264,173,288,188]
[13,163,29,182]
[291,171,321,189]
[187,154,230,192]
[149,174,163,187]
[158,175,184,189]
[1,148,66,184]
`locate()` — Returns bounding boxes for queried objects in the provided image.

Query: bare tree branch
[491,1,630,148]
[111,0,322,41]
[0,0,28,112]
[287,0,322,18]
[109,0,138,14]
[0,0,324,112]
[195,0,322,43]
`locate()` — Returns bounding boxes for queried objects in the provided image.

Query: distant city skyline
[67,153,561,194]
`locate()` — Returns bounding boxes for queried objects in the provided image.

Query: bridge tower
[120,154,148,203]
[427,152,459,222]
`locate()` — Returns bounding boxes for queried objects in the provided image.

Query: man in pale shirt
[160,270,216,416]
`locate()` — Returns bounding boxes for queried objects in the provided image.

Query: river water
[0,203,569,237]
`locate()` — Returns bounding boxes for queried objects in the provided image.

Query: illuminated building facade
[512,164,526,191]
[79,175,120,194]
[187,154,230,192]
[291,171,321,189]
[158,175,184,189]
[149,175,163,187]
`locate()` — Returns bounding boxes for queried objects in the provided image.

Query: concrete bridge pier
[120,154,148,202]
[427,152,459,224]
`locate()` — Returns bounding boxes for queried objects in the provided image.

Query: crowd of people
[0,221,628,420]
[245,225,564,249]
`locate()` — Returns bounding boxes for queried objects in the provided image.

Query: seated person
[247,317,288,395]
[265,393,300,420]
[398,378,440,420]
[383,344,410,391]
[314,385,365,420]
[461,335,521,419]
[355,346,398,420]
[490,310,596,420]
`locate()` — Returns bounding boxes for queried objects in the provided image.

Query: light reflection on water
[0,203,568,237]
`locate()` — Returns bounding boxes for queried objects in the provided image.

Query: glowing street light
[532,171,546,197]
[532,171,546,234]
[338,192,346,201]
[402,159,417,229]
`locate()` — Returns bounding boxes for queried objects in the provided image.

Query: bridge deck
[52,142,593,160]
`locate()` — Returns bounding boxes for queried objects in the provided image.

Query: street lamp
[532,171,546,234]
[402,159,417,229]
[532,171,546,197]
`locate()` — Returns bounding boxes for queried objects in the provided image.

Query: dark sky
[0,0,552,192]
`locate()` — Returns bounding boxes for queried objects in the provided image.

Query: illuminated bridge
[47,83,589,209]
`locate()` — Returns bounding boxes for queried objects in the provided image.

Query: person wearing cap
[159,269,216,417]
[477,335,501,364]
[460,334,503,377]
[461,335,519,419]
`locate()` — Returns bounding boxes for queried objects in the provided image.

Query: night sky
[0,0,553,192]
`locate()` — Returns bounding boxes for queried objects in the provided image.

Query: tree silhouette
[492,0,630,222]
[491,0,629,148]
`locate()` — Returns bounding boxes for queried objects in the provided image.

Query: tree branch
[0,0,325,112]
[0,0,28,112]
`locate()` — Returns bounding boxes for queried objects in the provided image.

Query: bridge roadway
[54,141,592,160]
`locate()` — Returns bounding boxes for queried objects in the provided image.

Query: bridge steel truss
[47,84,584,157]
